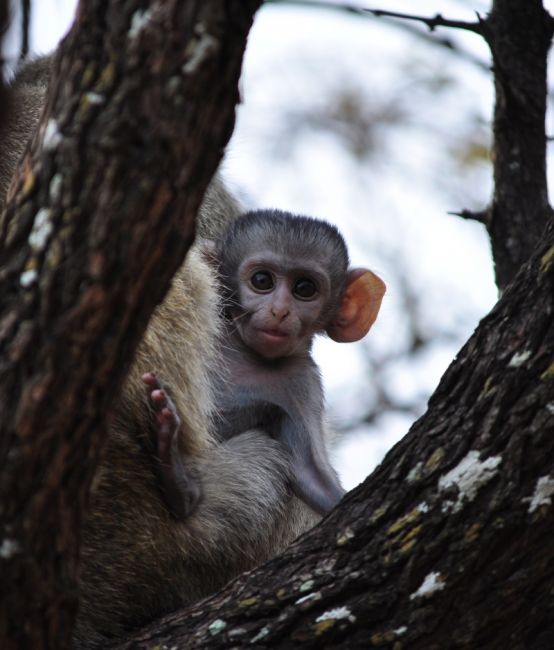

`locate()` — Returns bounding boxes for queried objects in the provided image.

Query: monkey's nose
[271,306,289,320]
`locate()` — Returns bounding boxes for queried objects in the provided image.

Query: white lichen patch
[410,571,445,600]
[20,269,38,287]
[49,173,63,202]
[129,8,152,38]
[228,627,246,638]
[336,526,355,546]
[407,462,423,483]
[316,606,356,624]
[528,475,554,514]
[315,557,336,574]
[0,538,20,559]
[417,501,429,514]
[42,119,62,151]
[295,591,322,606]
[508,349,532,368]
[207,619,226,636]
[546,402,554,416]
[395,626,408,636]
[183,24,219,75]
[438,450,501,513]
[250,626,269,643]
[85,92,105,105]
[29,208,53,252]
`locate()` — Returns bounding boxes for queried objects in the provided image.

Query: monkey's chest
[213,355,291,441]
[215,404,279,441]
[221,350,291,395]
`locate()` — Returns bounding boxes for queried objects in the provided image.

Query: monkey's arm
[273,363,345,515]
[276,409,345,516]
[219,380,344,517]
[143,373,201,519]
[275,375,344,516]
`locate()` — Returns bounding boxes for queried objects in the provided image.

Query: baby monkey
[213,210,385,514]
[145,210,386,518]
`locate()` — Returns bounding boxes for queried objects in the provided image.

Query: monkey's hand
[143,372,202,520]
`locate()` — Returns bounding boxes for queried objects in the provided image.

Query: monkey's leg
[143,372,202,519]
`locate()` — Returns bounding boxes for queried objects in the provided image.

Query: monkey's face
[231,251,331,359]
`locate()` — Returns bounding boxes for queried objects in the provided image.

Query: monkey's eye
[293,278,317,299]
[250,271,274,292]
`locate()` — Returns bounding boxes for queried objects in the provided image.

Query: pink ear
[327,269,386,343]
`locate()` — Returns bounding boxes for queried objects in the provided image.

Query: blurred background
[6,0,546,489]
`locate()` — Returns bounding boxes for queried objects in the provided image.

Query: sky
[6,0,542,489]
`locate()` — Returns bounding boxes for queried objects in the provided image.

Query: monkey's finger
[142,371,158,386]
[157,407,179,435]
[151,389,167,408]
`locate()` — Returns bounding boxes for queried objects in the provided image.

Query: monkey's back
[0,56,52,214]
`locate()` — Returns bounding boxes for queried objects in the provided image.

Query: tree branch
[485,0,554,289]
[264,1,489,69]
[264,0,368,18]
[365,8,485,35]
[20,0,31,60]
[448,208,489,225]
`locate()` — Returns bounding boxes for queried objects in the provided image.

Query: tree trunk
[0,1,260,648]
[486,0,554,289]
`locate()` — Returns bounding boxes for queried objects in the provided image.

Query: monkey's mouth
[258,329,290,342]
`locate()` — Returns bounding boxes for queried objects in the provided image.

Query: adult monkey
[0,56,325,648]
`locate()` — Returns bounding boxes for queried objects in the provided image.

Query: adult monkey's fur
[0,55,321,647]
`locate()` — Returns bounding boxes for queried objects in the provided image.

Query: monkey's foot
[143,372,202,520]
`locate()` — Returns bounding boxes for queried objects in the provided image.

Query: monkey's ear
[327,269,386,343]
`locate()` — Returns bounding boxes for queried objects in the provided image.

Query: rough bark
[485,0,554,289]
[0,1,260,649]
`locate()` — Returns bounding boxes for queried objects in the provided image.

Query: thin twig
[264,0,368,17]
[20,0,31,60]
[265,1,485,34]
[448,209,488,224]
[263,1,489,69]
[366,8,484,35]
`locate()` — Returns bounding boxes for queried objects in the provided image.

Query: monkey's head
[215,210,386,359]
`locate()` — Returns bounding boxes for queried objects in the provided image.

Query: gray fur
[214,211,347,516]
[0,55,52,212]
[219,209,350,323]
